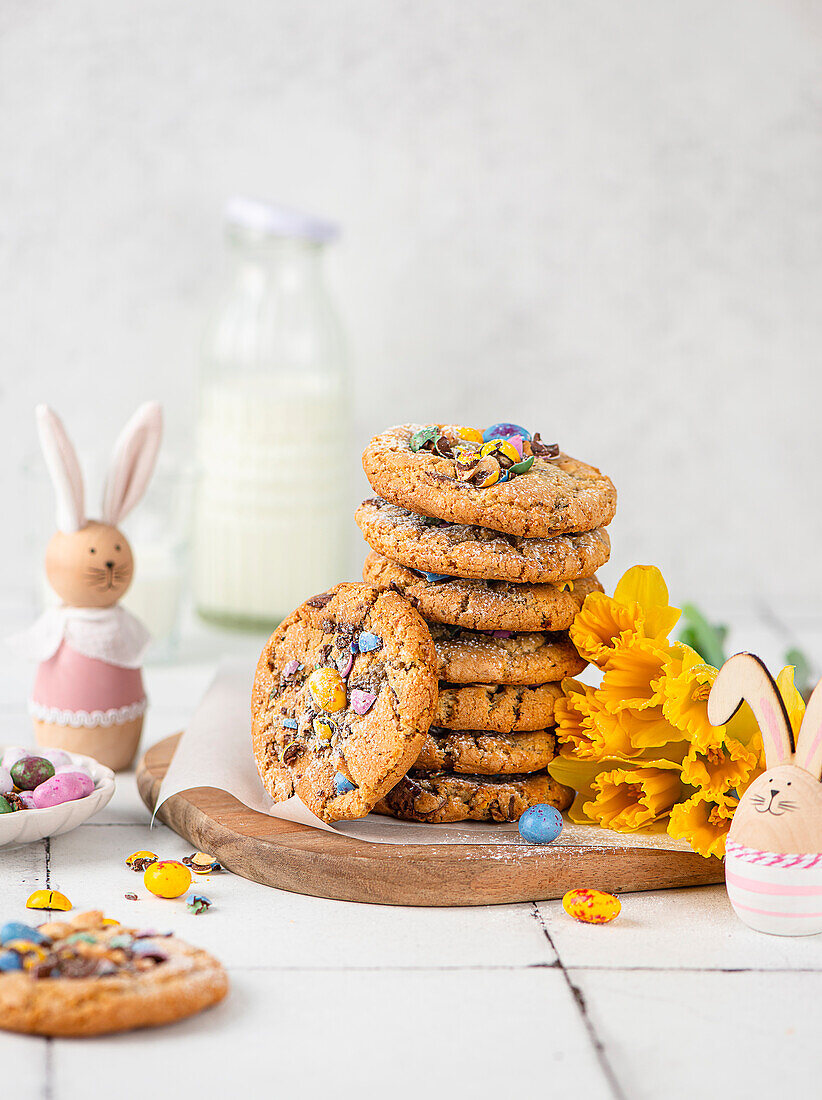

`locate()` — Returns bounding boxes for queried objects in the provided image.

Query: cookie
[0,910,227,1037]
[363,551,602,631]
[430,622,586,685]
[375,771,573,823]
[355,498,611,583]
[362,424,617,537]
[415,728,557,774]
[251,582,438,823]
[435,682,563,732]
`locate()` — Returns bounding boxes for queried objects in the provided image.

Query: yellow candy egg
[143,860,192,899]
[26,890,72,912]
[307,667,347,713]
[456,426,483,444]
[562,888,621,925]
[481,438,520,465]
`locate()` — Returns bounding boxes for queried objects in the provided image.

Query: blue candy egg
[334,772,356,795]
[483,422,532,443]
[518,804,563,845]
[0,951,23,972]
[414,570,453,583]
[357,632,383,653]
[0,921,47,946]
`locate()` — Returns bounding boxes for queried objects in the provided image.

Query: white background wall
[1,0,820,618]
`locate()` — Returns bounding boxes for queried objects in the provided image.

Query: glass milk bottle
[193,198,351,628]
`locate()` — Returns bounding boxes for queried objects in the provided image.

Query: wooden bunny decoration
[16,403,163,772]
[708,652,822,936]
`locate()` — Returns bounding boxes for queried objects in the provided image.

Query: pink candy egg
[31,772,93,809]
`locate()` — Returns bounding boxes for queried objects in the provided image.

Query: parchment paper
[155,664,692,849]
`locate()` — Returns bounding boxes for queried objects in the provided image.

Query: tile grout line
[531,903,627,1100]
[43,839,54,1100]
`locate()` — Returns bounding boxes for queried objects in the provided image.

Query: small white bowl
[0,750,115,847]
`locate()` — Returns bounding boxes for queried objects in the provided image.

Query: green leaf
[677,603,728,670]
[785,646,813,699]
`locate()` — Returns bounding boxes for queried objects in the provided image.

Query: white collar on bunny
[12,606,151,668]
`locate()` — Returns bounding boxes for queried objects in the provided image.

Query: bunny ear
[708,652,794,766]
[35,405,86,533]
[794,679,822,779]
[101,402,163,525]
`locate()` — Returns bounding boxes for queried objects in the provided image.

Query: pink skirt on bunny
[30,642,146,728]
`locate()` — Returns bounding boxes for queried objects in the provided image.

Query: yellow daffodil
[680,725,759,796]
[613,565,682,640]
[570,593,644,669]
[569,565,680,670]
[582,761,684,832]
[617,703,688,751]
[667,791,738,859]
[554,680,636,760]
[777,665,806,739]
[599,635,674,713]
[659,646,718,739]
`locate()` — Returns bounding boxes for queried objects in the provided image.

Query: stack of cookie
[356,422,617,825]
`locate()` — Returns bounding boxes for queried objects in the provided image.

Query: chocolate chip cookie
[375,771,574,823]
[430,622,586,684]
[415,728,557,774]
[363,551,602,631]
[0,910,227,1037]
[355,498,611,583]
[251,583,438,823]
[362,424,617,537]
[434,682,563,732]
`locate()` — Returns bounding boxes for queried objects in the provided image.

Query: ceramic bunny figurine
[15,403,163,772]
[708,652,822,935]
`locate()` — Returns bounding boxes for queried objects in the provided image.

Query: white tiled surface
[0,612,820,1098]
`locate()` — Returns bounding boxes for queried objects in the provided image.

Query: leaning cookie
[361,424,617,537]
[375,771,574,823]
[0,910,227,1037]
[434,682,563,732]
[364,551,602,632]
[355,498,611,583]
[251,582,438,823]
[415,728,557,775]
[430,623,586,685]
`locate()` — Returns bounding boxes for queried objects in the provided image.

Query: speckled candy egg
[11,756,55,791]
[518,804,563,845]
[562,888,621,925]
[144,860,192,899]
[31,772,92,808]
[482,422,532,443]
[0,767,12,795]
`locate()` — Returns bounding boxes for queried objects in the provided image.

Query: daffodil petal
[776,664,806,739]
[614,565,670,611]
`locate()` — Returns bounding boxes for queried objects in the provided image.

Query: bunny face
[45,522,134,608]
[730,764,822,853]
[710,653,822,855]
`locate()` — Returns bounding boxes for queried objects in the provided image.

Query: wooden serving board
[137,734,725,907]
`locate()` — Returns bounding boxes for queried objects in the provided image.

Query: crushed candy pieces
[357,632,383,653]
[334,772,356,795]
[124,893,139,901]
[126,851,158,872]
[186,894,212,915]
[182,853,222,874]
[26,890,72,912]
[350,689,377,715]
[562,888,621,925]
